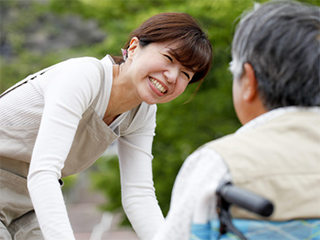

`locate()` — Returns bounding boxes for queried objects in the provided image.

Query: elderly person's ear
[242,63,258,102]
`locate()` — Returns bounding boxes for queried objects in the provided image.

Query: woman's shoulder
[41,56,106,110]
[62,56,103,71]
[120,103,157,134]
[128,103,157,124]
[43,56,104,82]
[132,103,157,120]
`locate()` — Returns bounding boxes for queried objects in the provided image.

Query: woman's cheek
[173,82,188,99]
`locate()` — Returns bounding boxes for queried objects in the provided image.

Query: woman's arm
[27,58,102,240]
[117,104,165,240]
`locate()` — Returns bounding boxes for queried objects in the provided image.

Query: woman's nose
[164,67,179,84]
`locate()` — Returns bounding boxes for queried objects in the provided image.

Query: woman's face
[126,38,195,105]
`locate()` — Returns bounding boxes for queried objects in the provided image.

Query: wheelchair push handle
[217,182,274,217]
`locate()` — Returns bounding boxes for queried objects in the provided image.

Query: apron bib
[0,59,119,178]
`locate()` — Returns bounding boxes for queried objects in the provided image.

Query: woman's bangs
[170,39,211,73]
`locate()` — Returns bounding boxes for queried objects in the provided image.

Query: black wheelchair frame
[216,181,274,240]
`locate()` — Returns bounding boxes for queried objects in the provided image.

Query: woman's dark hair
[112,12,212,84]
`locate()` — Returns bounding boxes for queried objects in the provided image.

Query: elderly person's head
[230,0,320,117]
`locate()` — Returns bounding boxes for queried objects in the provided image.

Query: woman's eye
[182,72,190,80]
[165,55,173,63]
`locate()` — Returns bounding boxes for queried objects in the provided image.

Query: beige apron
[0,59,120,178]
[0,59,122,239]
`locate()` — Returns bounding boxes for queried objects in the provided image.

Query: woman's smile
[148,76,168,96]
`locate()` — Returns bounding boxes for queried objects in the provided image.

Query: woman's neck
[103,64,141,125]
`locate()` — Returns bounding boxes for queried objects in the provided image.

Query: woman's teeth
[150,77,166,93]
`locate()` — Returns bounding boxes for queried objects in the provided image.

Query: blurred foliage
[1,0,319,227]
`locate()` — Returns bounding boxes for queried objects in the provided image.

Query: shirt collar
[236,106,320,133]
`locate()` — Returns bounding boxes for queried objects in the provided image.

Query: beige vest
[206,111,320,221]
[0,60,136,178]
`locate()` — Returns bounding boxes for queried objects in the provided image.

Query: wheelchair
[191,181,320,240]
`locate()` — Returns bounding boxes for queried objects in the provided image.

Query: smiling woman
[0,12,212,240]
[108,13,212,109]
[121,12,212,84]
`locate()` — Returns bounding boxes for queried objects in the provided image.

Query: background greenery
[1,0,318,226]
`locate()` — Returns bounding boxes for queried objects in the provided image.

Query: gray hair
[230,0,320,110]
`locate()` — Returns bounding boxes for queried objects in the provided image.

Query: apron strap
[0,64,59,98]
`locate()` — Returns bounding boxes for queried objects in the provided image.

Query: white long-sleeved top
[0,55,164,239]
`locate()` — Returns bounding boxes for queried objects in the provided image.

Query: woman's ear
[242,63,258,102]
[127,37,140,59]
